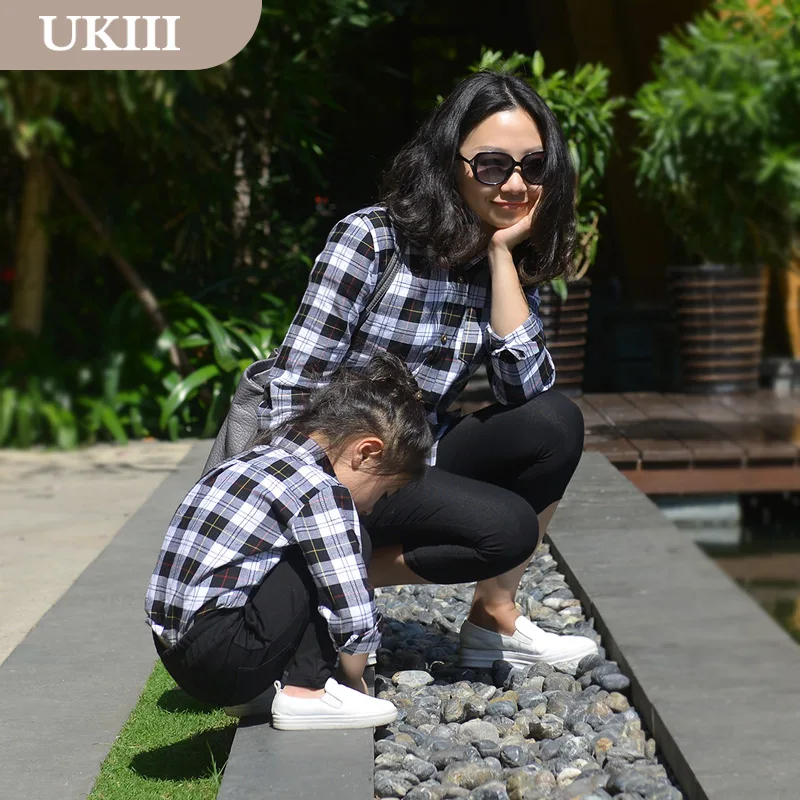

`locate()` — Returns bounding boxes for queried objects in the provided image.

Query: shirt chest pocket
[455,306,484,367]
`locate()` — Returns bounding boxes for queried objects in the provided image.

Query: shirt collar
[407,241,488,278]
[270,427,337,478]
[463,250,488,272]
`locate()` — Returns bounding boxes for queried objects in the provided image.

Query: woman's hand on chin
[488,203,537,254]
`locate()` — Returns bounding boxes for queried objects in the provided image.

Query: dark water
[659,493,800,646]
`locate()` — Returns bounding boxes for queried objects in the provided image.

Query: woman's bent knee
[523,391,584,462]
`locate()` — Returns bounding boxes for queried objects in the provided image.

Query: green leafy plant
[154,293,291,439]
[1,0,398,450]
[630,0,800,269]
[0,293,291,448]
[468,49,623,297]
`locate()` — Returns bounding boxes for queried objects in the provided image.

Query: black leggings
[362,390,584,583]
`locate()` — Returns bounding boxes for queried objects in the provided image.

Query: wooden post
[779,255,800,359]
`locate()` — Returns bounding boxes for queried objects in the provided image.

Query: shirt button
[457,276,465,284]
[440,333,448,344]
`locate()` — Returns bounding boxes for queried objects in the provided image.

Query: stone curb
[0,440,211,800]
[217,666,377,797]
[548,453,800,800]
[218,722,375,799]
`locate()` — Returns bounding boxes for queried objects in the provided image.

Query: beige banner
[0,1,262,70]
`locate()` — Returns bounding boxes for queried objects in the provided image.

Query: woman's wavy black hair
[255,352,433,479]
[380,71,576,285]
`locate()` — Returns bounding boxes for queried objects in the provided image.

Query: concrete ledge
[218,666,377,797]
[218,722,374,799]
[549,453,800,800]
[1,440,211,800]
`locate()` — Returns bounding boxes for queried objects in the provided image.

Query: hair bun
[364,352,424,405]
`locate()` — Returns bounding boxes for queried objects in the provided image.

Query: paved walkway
[1,440,211,800]
[0,440,193,664]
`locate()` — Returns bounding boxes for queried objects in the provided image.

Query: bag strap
[356,248,402,328]
[268,209,401,360]
[352,207,402,335]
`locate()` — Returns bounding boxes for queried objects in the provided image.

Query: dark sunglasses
[458,151,546,186]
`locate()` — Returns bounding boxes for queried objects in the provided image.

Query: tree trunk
[10,155,52,337]
[256,106,272,268]
[232,114,253,271]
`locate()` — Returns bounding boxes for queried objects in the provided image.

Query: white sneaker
[459,616,598,671]
[271,678,398,730]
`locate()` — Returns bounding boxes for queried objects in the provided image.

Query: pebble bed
[372,544,683,800]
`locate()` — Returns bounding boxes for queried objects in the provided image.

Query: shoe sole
[272,709,398,730]
[458,643,598,672]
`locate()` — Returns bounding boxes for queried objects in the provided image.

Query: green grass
[773,597,800,646]
[88,661,237,800]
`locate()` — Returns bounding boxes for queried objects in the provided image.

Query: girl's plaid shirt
[258,206,555,463]
[145,428,380,654]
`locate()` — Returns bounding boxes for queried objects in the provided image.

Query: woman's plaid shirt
[145,429,380,654]
[257,206,555,462]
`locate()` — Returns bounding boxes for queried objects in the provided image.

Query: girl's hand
[488,203,537,255]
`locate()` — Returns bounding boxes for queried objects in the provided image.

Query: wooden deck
[575,391,800,494]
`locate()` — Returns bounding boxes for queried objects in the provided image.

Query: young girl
[257,70,598,671]
[146,353,432,728]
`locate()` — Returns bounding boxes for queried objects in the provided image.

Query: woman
[259,71,597,670]
[146,354,431,727]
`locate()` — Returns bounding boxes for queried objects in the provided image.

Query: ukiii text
[40,16,180,52]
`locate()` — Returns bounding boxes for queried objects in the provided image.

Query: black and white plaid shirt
[257,206,554,461]
[145,429,380,654]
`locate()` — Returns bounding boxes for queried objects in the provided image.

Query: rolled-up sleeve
[257,214,378,431]
[485,286,555,405]
[290,483,380,655]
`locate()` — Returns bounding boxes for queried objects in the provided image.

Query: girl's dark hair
[380,71,576,286]
[257,352,433,479]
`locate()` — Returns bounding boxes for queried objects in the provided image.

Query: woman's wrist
[487,241,530,336]
[487,241,517,270]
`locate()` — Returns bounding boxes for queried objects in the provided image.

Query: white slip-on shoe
[223,684,277,717]
[459,616,598,672]
[271,678,398,731]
